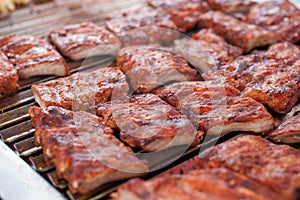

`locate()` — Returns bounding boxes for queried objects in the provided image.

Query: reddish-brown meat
[117,47,199,94]
[269,113,300,144]
[31,67,129,110]
[207,0,256,13]
[166,0,211,33]
[111,167,282,200]
[0,51,19,99]
[49,22,121,61]
[96,94,203,151]
[198,11,280,52]
[199,135,300,199]
[246,0,300,43]
[174,29,242,72]
[203,42,300,114]
[0,35,68,79]
[153,81,274,135]
[29,106,148,194]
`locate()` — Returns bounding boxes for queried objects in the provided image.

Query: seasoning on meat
[117,46,199,94]
[198,11,280,52]
[153,81,274,135]
[174,29,242,72]
[207,0,256,13]
[0,51,19,99]
[0,35,68,79]
[96,94,203,151]
[31,67,129,110]
[49,22,121,61]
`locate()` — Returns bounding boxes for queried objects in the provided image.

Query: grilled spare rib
[203,42,300,114]
[117,47,199,94]
[96,94,203,152]
[153,81,274,135]
[29,106,148,194]
[174,29,242,72]
[49,22,121,61]
[199,135,300,199]
[197,11,280,52]
[246,0,300,43]
[165,0,211,33]
[206,0,256,13]
[31,67,129,110]
[0,51,19,100]
[111,167,282,200]
[0,35,68,79]
[269,113,300,144]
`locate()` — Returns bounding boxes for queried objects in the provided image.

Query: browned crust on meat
[31,67,129,110]
[49,22,121,60]
[0,51,19,99]
[207,0,256,13]
[96,94,202,151]
[198,11,280,52]
[117,47,199,94]
[269,113,300,144]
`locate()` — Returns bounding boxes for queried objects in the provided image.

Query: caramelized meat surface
[198,11,279,52]
[112,167,282,200]
[29,106,148,194]
[31,67,129,110]
[49,22,121,61]
[117,47,199,94]
[203,42,300,113]
[207,0,256,13]
[153,81,274,135]
[269,113,300,144]
[0,35,68,79]
[174,29,242,72]
[96,94,202,151]
[199,135,300,199]
[0,51,19,99]
[246,0,300,43]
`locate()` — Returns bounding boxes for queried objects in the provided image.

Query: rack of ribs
[117,46,199,94]
[49,22,122,61]
[0,35,68,79]
[0,51,19,100]
[203,42,300,114]
[174,28,242,72]
[96,93,203,152]
[197,11,280,52]
[153,81,274,135]
[31,66,129,110]
[29,106,148,194]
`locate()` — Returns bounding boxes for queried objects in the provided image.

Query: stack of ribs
[29,106,148,194]
[49,22,122,61]
[112,135,300,200]
[203,42,300,114]
[0,35,68,79]
[174,28,242,72]
[153,81,274,135]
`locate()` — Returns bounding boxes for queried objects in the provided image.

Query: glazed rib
[31,67,129,110]
[117,47,199,94]
[49,22,121,61]
[203,42,300,113]
[174,29,242,72]
[269,113,300,144]
[207,0,256,13]
[29,106,148,194]
[0,35,68,79]
[111,167,282,200]
[153,81,274,135]
[96,94,203,151]
[197,11,280,52]
[246,0,300,43]
[0,51,19,99]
